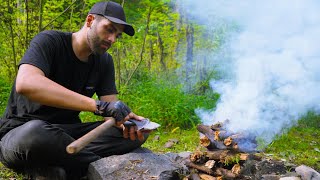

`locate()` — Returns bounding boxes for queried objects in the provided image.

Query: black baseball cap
[89,1,135,36]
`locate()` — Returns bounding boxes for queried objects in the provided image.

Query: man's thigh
[57,120,149,157]
[0,120,100,170]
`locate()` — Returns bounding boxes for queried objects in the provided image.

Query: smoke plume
[177,0,320,147]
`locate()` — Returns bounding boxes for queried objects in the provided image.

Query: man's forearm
[16,64,96,112]
[100,94,118,102]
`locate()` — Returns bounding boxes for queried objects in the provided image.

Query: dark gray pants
[0,120,148,178]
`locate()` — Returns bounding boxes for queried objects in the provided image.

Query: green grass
[142,127,200,153]
[119,73,219,129]
[265,112,320,171]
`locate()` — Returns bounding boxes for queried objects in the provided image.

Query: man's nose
[108,34,117,44]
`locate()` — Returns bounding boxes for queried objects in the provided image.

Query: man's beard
[87,27,109,55]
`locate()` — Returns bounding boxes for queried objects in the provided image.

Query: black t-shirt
[0,30,118,137]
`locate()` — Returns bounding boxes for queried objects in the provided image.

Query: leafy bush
[0,78,12,115]
[119,73,219,129]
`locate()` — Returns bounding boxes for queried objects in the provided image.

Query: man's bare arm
[99,94,118,102]
[16,64,96,112]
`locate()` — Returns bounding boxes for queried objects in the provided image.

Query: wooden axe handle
[66,118,116,154]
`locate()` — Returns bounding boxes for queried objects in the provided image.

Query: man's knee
[139,132,150,145]
[126,132,150,151]
[2,120,52,150]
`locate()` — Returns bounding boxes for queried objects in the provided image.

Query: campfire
[176,120,319,180]
[197,120,258,152]
[185,121,265,180]
[87,119,319,180]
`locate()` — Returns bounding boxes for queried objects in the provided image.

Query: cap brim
[104,16,135,36]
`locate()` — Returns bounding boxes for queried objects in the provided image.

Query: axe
[66,118,160,154]
[66,118,116,154]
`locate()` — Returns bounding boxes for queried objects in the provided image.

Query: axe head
[125,118,160,130]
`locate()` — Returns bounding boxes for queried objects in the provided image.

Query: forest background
[0,0,319,178]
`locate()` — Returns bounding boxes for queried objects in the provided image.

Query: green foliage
[79,94,100,123]
[0,78,11,115]
[224,155,240,166]
[0,163,23,180]
[265,112,320,171]
[119,72,219,129]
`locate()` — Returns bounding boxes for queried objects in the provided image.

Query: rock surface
[295,165,320,180]
[87,148,189,180]
[87,148,320,180]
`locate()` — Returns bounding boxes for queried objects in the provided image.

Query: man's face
[87,16,124,55]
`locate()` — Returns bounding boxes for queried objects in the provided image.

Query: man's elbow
[16,77,27,94]
[15,74,33,95]
[15,64,44,95]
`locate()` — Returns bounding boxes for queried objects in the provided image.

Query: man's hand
[94,100,131,125]
[112,113,151,141]
[122,125,152,141]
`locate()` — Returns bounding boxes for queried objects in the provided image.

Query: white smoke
[178,0,320,145]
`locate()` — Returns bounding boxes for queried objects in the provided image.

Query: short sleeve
[19,31,56,76]
[95,53,118,96]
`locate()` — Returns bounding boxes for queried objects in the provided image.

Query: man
[0,1,149,179]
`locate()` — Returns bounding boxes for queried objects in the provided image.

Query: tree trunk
[7,0,17,76]
[69,0,74,32]
[200,55,208,93]
[157,31,166,71]
[38,0,43,32]
[186,22,194,91]
[116,46,121,90]
[25,0,29,48]
[174,0,184,53]
[148,39,154,70]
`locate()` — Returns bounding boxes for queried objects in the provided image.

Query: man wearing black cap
[0,1,148,179]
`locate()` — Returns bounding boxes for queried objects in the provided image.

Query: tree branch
[41,0,77,30]
[124,6,153,86]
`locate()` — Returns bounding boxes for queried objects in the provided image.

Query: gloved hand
[94,100,131,122]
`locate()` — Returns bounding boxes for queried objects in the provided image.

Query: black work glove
[94,100,131,122]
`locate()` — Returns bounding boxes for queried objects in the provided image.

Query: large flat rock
[87,149,189,180]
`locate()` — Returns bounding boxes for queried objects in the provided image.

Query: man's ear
[86,14,95,28]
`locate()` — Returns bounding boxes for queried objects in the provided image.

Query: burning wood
[215,168,237,178]
[200,135,211,147]
[190,150,207,164]
[183,121,309,179]
[186,162,214,175]
[185,122,260,179]
[206,150,249,161]
[197,123,257,152]
[204,160,216,169]
[231,164,241,175]
[210,121,223,131]
[197,125,227,150]
[223,137,233,146]
[199,173,222,180]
